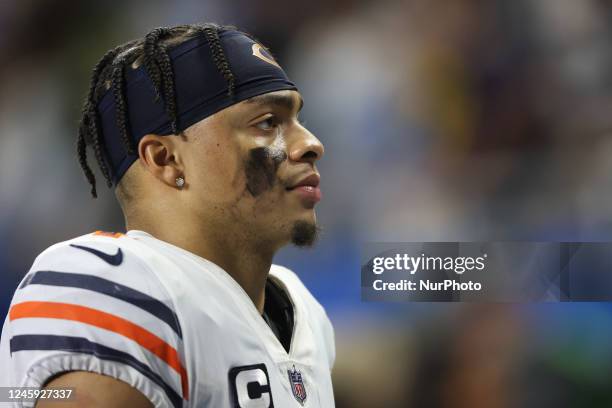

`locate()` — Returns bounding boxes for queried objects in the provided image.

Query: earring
[175,177,185,188]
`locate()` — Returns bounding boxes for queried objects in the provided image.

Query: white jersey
[0,230,335,407]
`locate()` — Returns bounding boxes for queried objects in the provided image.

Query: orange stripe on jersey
[9,301,189,399]
[93,230,124,238]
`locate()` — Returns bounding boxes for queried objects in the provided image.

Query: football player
[0,23,334,407]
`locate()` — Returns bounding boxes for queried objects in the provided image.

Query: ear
[138,134,183,188]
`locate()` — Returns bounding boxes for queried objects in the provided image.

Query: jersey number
[229,364,274,408]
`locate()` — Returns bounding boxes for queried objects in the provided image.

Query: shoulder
[19,230,183,335]
[16,232,178,322]
[269,264,336,368]
[23,231,174,301]
[30,231,147,276]
[2,231,187,407]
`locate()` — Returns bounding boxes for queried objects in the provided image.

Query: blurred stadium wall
[2,1,612,406]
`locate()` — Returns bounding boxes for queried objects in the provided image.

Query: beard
[290,220,320,247]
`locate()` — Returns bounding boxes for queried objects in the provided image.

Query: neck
[127,216,276,314]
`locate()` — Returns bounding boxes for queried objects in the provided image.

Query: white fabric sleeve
[0,236,188,408]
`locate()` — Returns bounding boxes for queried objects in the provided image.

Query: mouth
[286,174,322,204]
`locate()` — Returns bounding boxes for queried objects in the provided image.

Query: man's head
[77,23,324,250]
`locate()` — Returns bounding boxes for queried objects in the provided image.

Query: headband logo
[252,43,281,68]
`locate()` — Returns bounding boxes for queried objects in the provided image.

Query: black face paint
[245,146,287,197]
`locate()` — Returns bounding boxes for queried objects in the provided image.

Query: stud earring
[175,177,185,188]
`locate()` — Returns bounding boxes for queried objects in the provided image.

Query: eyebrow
[244,93,304,112]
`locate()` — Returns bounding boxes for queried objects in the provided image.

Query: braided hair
[76,23,238,198]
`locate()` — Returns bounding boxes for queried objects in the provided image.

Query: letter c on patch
[229,364,274,407]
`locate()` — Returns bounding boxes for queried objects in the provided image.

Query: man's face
[179,89,324,249]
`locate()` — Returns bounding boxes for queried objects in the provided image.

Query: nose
[287,125,324,165]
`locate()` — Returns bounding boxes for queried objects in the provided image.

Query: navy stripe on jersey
[20,271,182,338]
[10,334,182,408]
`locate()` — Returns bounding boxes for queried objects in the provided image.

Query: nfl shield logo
[287,365,307,405]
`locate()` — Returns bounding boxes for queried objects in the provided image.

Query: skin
[39,89,324,407]
[37,372,152,407]
[127,89,323,311]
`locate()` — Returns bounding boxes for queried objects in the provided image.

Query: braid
[77,23,241,198]
[111,56,136,156]
[202,25,236,96]
[156,42,179,134]
[77,47,121,197]
[143,27,169,102]
[76,116,98,197]
[143,27,180,134]
[91,119,113,188]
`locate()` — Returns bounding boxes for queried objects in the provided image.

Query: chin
[300,207,317,222]
[290,219,320,247]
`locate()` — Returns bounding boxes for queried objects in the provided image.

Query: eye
[254,116,279,131]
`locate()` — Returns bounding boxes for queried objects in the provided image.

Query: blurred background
[2,0,612,406]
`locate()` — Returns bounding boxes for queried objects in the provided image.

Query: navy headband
[97,29,298,184]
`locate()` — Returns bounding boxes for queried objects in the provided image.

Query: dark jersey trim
[10,334,183,408]
[20,270,182,338]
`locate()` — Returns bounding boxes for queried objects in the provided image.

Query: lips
[287,174,322,204]
[287,174,320,190]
